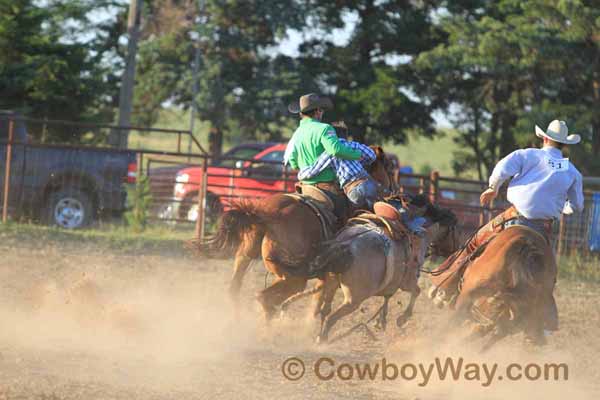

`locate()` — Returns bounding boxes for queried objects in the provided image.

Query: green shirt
[287,118,361,184]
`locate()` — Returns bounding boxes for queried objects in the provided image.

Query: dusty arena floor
[0,233,598,399]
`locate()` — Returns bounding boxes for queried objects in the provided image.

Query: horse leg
[481,326,510,353]
[229,228,263,305]
[396,285,421,328]
[523,295,547,347]
[311,274,338,326]
[257,276,307,322]
[317,300,361,344]
[375,295,391,331]
[230,255,253,305]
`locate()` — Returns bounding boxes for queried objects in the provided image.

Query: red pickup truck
[171,143,297,222]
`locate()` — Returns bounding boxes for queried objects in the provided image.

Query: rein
[419,221,483,276]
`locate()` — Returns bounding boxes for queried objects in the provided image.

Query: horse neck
[369,162,391,190]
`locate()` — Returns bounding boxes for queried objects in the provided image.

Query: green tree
[511,0,600,175]
[416,1,540,178]
[132,0,305,156]
[296,0,440,144]
[417,0,600,177]
[0,0,126,143]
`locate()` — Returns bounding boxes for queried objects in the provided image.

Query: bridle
[427,221,459,259]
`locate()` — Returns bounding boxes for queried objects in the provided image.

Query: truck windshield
[213,148,263,167]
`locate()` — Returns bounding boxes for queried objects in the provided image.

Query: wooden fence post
[2,119,14,223]
[429,170,439,204]
[194,157,209,240]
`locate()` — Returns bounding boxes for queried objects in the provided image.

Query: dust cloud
[0,242,598,399]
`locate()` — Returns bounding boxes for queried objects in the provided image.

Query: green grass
[139,108,468,178]
[0,221,195,256]
[128,108,211,154]
[384,129,467,177]
[558,253,600,283]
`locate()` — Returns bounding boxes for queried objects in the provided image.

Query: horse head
[425,205,459,257]
[367,146,397,196]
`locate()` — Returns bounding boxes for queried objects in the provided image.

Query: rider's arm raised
[320,127,361,160]
[488,149,526,192]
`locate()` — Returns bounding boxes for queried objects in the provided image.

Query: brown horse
[445,226,557,350]
[280,203,459,343]
[194,146,395,320]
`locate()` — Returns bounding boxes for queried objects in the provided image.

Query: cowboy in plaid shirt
[297,123,379,209]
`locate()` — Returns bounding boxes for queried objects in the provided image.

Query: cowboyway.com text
[280,356,568,386]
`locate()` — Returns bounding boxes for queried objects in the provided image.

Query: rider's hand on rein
[480,187,497,207]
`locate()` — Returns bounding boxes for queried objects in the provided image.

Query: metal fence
[393,170,600,256]
[1,114,598,256]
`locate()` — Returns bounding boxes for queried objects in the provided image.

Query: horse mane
[425,203,457,227]
[366,145,386,174]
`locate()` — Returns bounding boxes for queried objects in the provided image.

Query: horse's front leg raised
[257,275,307,322]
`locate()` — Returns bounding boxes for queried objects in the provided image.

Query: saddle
[285,185,339,239]
[450,207,554,296]
[348,212,410,242]
[346,206,419,296]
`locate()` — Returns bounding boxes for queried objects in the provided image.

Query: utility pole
[112,0,143,149]
[189,0,205,155]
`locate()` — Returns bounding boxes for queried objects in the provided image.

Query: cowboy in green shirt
[284,93,361,187]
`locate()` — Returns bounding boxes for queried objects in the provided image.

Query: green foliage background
[1,0,599,177]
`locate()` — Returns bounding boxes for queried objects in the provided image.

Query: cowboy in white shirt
[429,120,584,318]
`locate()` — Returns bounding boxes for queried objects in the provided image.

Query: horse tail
[505,236,545,291]
[188,200,264,258]
[280,285,324,312]
[307,242,354,278]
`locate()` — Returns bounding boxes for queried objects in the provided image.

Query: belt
[504,218,553,243]
[343,176,369,195]
[490,206,553,229]
[312,181,343,196]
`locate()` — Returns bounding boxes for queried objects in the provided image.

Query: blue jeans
[346,178,379,210]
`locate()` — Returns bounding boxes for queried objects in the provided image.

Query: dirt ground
[0,238,598,399]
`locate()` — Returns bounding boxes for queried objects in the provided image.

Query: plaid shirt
[297,139,376,187]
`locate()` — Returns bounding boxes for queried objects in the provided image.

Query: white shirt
[489,146,584,220]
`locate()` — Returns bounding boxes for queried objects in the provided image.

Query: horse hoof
[427,285,438,299]
[315,335,327,345]
[396,316,408,328]
[432,296,445,309]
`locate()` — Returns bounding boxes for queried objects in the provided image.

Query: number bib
[547,157,569,172]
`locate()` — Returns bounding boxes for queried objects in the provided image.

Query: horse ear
[371,146,385,160]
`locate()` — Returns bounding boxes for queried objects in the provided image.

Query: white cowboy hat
[535,120,581,144]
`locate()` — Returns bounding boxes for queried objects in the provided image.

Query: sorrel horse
[193,146,395,320]
[280,203,459,343]
[445,225,558,350]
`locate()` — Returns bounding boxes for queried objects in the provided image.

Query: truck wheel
[183,193,222,225]
[46,188,94,229]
